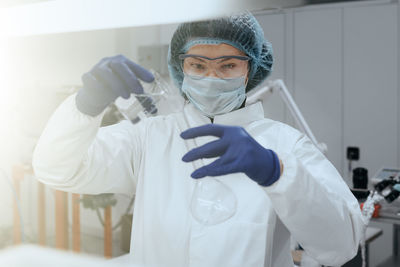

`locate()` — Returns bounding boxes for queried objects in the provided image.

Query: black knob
[353,167,368,189]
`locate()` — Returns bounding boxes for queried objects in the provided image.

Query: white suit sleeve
[264,134,366,266]
[32,94,142,195]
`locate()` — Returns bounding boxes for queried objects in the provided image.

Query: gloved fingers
[124,59,155,83]
[109,61,144,94]
[82,72,106,92]
[91,57,110,71]
[182,140,227,162]
[216,149,237,165]
[92,67,131,99]
[191,158,239,178]
[180,124,226,139]
[191,158,223,178]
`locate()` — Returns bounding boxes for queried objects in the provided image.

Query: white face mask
[181,74,246,118]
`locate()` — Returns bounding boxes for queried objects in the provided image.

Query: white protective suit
[33,94,366,267]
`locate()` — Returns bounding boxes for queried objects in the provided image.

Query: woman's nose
[205,69,219,78]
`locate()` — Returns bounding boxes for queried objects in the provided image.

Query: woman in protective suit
[33,12,365,267]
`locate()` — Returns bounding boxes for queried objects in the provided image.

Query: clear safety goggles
[179,54,250,79]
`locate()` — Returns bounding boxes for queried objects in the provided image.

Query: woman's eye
[221,63,236,70]
[190,63,206,70]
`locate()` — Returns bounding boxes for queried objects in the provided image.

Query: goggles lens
[179,54,250,79]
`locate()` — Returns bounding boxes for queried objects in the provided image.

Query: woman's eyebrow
[191,57,207,63]
[218,58,234,63]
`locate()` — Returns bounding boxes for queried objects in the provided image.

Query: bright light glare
[0,0,270,36]
[0,33,18,166]
[0,36,14,123]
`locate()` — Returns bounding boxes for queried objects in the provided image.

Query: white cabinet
[293,8,343,172]
[343,4,398,177]
[256,2,398,182]
[255,13,287,123]
[343,4,398,266]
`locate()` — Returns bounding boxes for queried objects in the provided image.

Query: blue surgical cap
[167,12,273,92]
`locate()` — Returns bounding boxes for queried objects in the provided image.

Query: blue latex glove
[76,55,154,116]
[181,124,281,186]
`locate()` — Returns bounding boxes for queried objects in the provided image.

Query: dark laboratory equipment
[353,167,368,189]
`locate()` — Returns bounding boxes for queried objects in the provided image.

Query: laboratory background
[0,0,399,266]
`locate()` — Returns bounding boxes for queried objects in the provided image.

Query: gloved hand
[181,124,282,186]
[76,55,154,116]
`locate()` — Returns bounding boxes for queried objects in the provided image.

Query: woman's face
[184,43,249,82]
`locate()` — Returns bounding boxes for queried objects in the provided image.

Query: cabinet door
[255,13,286,123]
[343,5,398,266]
[293,8,343,171]
[343,4,398,177]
